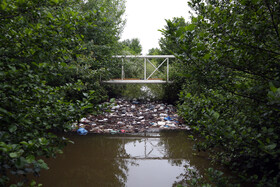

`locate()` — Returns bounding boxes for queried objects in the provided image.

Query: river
[33,131,224,187]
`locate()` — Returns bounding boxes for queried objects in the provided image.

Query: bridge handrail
[103,55,176,83]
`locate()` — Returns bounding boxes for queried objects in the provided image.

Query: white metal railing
[109,55,175,83]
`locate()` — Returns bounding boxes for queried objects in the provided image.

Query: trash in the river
[164,116,173,121]
[80,118,90,123]
[185,125,191,130]
[77,128,88,135]
[158,121,166,126]
[160,113,168,117]
[110,130,118,134]
[132,100,140,104]
[75,98,189,134]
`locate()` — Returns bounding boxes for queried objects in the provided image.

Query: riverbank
[74,98,191,134]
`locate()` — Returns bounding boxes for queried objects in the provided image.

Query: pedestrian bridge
[102,55,175,84]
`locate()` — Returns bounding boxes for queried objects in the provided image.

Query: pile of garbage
[75,98,191,135]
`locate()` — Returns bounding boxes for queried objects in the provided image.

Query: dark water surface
[35,131,217,187]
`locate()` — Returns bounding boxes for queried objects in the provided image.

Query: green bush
[0,0,125,185]
[160,0,280,185]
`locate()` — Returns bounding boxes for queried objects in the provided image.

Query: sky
[120,0,192,55]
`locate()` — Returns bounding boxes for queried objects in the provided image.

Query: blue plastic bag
[77,128,88,135]
[164,116,173,121]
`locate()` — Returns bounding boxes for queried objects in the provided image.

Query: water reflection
[35,132,214,187]
[37,135,131,186]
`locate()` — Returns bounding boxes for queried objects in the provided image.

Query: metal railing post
[167,57,169,82]
[144,58,146,80]
[121,58,124,80]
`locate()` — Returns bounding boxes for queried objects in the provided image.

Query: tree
[161,0,280,185]
[159,17,187,55]
[120,38,142,55]
[148,48,162,55]
[0,0,125,185]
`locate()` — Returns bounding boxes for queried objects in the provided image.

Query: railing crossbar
[147,58,167,80]
[147,59,158,71]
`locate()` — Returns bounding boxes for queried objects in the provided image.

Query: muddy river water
[34,131,224,187]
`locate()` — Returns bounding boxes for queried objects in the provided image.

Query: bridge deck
[102,79,173,84]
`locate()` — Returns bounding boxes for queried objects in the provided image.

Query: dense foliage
[120,38,142,55]
[0,0,125,185]
[160,0,280,185]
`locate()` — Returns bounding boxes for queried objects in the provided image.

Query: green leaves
[50,0,60,4]
[203,53,211,60]
[185,24,196,31]
[47,12,55,20]
[26,155,35,164]
[160,0,280,185]
[1,0,125,185]
[37,159,49,170]
[265,143,277,150]
[213,111,220,120]
[0,0,7,10]
[214,7,220,14]
[38,138,49,146]
[9,152,19,158]
[120,38,142,55]
[8,125,17,133]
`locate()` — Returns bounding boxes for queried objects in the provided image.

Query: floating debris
[77,128,88,135]
[75,98,190,134]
